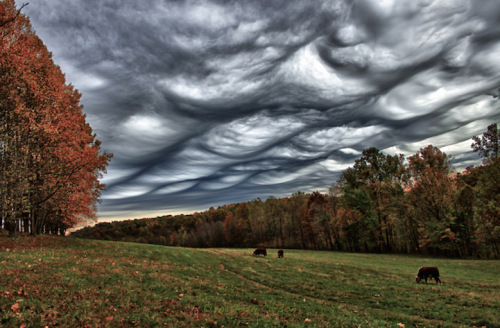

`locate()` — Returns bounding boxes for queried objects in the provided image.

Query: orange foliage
[0,0,112,233]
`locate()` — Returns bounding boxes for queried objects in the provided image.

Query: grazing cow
[253,248,267,257]
[278,249,284,258]
[415,267,441,285]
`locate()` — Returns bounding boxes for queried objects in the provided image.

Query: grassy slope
[0,236,499,328]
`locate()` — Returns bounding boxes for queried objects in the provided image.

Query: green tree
[472,158,500,258]
[337,147,407,252]
[471,123,500,163]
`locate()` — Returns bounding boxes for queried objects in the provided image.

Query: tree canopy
[472,123,500,162]
[1,0,112,235]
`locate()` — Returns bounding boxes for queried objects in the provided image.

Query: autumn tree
[263,196,289,247]
[223,203,252,246]
[287,191,308,249]
[326,186,345,250]
[246,198,268,245]
[0,0,112,234]
[405,145,458,255]
[296,193,316,249]
[306,191,335,249]
[449,168,479,257]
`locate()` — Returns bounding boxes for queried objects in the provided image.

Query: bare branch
[0,3,29,28]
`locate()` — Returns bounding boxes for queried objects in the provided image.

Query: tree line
[0,1,112,235]
[73,124,500,258]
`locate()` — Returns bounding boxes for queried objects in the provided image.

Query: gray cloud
[19,0,500,220]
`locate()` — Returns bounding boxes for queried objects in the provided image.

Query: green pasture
[0,236,499,327]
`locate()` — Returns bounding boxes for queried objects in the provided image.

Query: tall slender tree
[1,0,112,234]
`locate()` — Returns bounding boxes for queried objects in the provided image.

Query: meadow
[0,235,499,328]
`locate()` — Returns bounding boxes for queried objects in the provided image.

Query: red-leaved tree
[0,0,112,234]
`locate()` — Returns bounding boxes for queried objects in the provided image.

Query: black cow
[415,267,442,285]
[253,248,267,256]
[278,249,284,258]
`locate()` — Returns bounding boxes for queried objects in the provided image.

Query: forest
[0,1,112,235]
[73,127,500,259]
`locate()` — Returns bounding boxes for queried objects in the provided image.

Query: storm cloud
[21,0,500,221]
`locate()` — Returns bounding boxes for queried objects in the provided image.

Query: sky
[18,0,500,222]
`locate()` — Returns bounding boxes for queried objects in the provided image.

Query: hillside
[1,235,499,327]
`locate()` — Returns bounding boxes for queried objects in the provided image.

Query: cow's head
[415,276,421,283]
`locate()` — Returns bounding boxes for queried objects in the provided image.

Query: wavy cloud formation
[21,0,500,220]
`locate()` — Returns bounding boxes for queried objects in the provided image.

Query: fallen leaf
[304,318,312,322]
[397,323,405,328]
[11,303,20,312]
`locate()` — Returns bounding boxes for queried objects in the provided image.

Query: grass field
[1,236,499,327]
